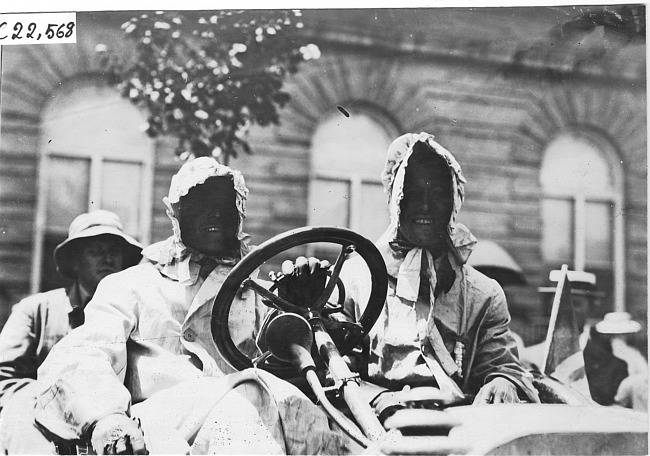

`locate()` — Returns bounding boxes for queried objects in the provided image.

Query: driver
[34,157,352,455]
[285,132,539,405]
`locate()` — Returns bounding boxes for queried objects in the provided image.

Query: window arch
[307,106,398,243]
[540,130,625,311]
[31,77,154,293]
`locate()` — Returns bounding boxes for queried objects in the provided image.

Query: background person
[0,210,142,454]
[520,270,604,372]
[585,311,648,411]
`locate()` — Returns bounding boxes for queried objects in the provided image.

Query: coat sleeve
[0,298,39,408]
[34,276,135,441]
[466,284,539,403]
[339,257,373,322]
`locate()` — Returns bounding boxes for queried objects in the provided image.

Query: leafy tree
[102,10,320,164]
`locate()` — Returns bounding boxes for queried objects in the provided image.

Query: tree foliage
[103,10,320,163]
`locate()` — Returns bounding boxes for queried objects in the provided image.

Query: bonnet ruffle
[143,157,251,270]
[377,132,476,301]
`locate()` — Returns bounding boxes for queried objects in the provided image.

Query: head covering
[376,132,477,302]
[381,132,465,229]
[595,312,643,335]
[467,240,527,286]
[142,157,250,281]
[54,210,143,280]
[538,270,605,298]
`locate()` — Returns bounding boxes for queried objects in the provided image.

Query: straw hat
[595,312,643,335]
[54,210,143,279]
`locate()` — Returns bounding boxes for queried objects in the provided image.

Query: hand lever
[311,319,386,442]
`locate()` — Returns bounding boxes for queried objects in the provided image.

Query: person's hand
[473,377,520,405]
[615,374,648,409]
[90,413,148,455]
[272,256,331,307]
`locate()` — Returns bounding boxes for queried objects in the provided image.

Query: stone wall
[0,10,645,348]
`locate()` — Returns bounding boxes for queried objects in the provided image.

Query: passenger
[282,132,539,404]
[34,158,351,455]
[0,210,142,454]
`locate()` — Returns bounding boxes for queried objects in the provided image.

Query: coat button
[183,329,196,341]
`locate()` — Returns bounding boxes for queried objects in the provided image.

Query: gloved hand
[90,413,148,455]
[273,256,331,307]
[473,377,520,405]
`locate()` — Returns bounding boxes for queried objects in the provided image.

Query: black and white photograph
[0,1,647,454]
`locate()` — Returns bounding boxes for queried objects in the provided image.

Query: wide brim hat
[538,269,606,298]
[54,210,143,280]
[467,240,527,286]
[595,312,643,335]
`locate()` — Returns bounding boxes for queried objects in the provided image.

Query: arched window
[308,107,398,245]
[31,77,154,293]
[540,131,624,311]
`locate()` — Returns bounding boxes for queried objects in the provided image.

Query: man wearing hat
[520,270,604,371]
[34,158,351,455]
[0,210,142,453]
[585,312,648,411]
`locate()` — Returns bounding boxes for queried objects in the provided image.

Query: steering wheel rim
[211,226,388,373]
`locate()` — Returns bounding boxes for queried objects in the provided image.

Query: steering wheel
[211,226,388,376]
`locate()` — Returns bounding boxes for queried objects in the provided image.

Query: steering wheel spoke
[242,278,307,316]
[311,244,354,311]
[252,350,274,368]
[321,303,345,315]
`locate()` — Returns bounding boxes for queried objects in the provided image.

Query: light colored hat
[54,210,143,279]
[381,132,466,226]
[377,132,476,264]
[538,269,605,297]
[467,240,527,285]
[595,312,643,335]
[151,157,249,263]
[165,156,248,205]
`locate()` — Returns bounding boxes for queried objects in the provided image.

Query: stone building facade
[0,7,646,349]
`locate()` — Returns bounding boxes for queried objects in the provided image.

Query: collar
[65,281,91,313]
[143,234,249,284]
[152,248,238,285]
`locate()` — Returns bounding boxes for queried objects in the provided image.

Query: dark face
[572,294,598,331]
[398,151,453,251]
[71,235,125,294]
[177,176,239,257]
